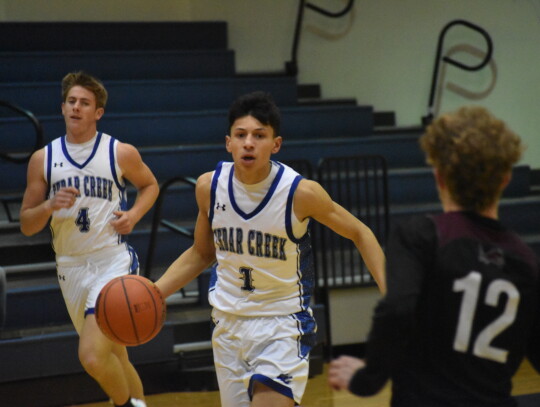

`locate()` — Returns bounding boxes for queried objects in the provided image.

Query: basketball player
[328,106,540,406]
[155,91,386,407]
[20,72,159,407]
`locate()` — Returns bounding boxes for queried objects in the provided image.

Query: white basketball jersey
[45,132,126,257]
[208,161,315,316]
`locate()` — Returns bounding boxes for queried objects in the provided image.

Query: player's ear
[95,107,105,121]
[225,134,232,152]
[271,136,282,154]
[501,172,512,190]
[433,168,446,189]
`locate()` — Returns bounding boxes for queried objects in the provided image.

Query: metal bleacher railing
[0,100,44,164]
[0,100,44,223]
[286,0,355,75]
[422,19,493,126]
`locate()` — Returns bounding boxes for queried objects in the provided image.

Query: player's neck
[233,161,272,185]
[65,128,98,144]
[442,199,499,220]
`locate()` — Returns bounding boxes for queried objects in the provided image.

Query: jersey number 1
[239,267,255,292]
[453,271,520,363]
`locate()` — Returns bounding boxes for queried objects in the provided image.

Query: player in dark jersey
[328,106,540,406]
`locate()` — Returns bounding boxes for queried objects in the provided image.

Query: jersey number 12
[452,271,520,363]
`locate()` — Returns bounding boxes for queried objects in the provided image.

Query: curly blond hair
[61,71,108,109]
[419,106,523,212]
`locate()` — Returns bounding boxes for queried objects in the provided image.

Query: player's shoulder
[293,178,326,207]
[197,171,213,186]
[28,146,47,167]
[195,171,213,210]
[295,178,323,198]
[115,140,142,162]
[390,214,437,249]
[195,171,214,195]
[396,213,435,231]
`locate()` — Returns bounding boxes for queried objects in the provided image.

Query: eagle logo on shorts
[277,373,292,384]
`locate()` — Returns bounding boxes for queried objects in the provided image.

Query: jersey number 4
[75,207,91,233]
[453,271,519,363]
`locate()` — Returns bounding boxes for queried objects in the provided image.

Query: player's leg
[78,313,132,405]
[251,381,294,407]
[212,309,252,407]
[113,344,145,401]
[246,311,315,407]
[83,246,146,405]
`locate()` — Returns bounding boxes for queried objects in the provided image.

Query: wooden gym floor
[75,359,540,407]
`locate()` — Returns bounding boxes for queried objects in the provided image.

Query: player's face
[226,115,282,183]
[61,85,104,138]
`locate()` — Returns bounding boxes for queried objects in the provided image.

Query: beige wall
[329,286,381,345]
[2,0,538,167]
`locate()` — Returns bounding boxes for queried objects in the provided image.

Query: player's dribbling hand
[110,210,136,235]
[327,355,366,391]
[48,186,79,211]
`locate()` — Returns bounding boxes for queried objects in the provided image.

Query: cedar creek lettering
[51,175,114,201]
[213,227,287,260]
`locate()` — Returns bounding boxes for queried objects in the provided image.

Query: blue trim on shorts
[85,308,95,318]
[248,374,294,401]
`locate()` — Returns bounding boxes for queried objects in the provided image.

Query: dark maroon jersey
[349,211,540,407]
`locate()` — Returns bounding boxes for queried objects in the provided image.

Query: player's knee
[78,347,106,377]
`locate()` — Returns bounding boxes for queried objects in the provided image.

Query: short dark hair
[228,91,281,137]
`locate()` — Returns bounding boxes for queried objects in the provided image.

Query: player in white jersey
[20,72,158,407]
[156,92,386,407]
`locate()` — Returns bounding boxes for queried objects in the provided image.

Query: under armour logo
[54,162,64,167]
[216,202,226,211]
[58,274,66,281]
[277,373,292,384]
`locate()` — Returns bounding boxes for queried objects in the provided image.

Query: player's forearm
[20,201,53,236]
[355,226,386,294]
[129,183,159,225]
[348,297,411,395]
[155,247,215,298]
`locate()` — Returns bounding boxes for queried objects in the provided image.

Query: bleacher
[1,21,539,407]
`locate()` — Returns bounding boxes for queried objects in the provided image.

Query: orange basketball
[95,275,166,346]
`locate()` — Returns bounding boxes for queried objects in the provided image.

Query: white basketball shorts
[211,308,317,407]
[56,244,139,333]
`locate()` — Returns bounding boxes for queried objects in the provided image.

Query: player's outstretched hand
[110,210,136,235]
[328,355,366,391]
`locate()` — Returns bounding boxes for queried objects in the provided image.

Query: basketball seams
[121,277,141,345]
[131,276,160,343]
[96,275,165,346]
